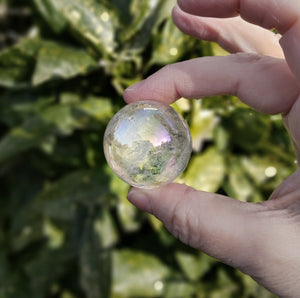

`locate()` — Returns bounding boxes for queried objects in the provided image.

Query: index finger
[177,0,300,79]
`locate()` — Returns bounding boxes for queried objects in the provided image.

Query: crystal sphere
[103,100,192,189]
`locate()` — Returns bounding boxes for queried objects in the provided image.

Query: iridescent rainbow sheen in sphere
[103,100,192,189]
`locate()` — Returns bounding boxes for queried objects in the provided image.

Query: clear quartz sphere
[103,100,192,189]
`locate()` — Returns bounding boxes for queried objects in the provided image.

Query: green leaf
[0,38,41,88]
[112,250,170,297]
[0,124,47,163]
[241,156,273,186]
[0,97,113,162]
[93,209,119,248]
[120,0,163,55]
[120,0,160,44]
[223,157,257,202]
[210,41,230,56]
[80,216,112,298]
[0,253,31,298]
[163,281,195,298]
[40,197,75,222]
[76,96,114,123]
[236,271,277,297]
[153,0,177,28]
[24,247,72,297]
[224,154,294,202]
[117,193,141,233]
[43,218,65,249]
[0,107,70,163]
[241,155,293,198]
[32,41,99,86]
[208,267,240,297]
[37,168,112,209]
[33,0,67,32]
[0,90,55,128]
[175,251,215,281]
[184,147,226,192]
[223,107,271,151]
[43,0,117,56]
[105,166,141,233]
[150,17,194,66]
[11,218,43,253]
[7,168,45,252]
[189,100,218,152]
[0,252,9,286]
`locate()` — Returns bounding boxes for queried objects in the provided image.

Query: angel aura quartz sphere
[103,100,192,189]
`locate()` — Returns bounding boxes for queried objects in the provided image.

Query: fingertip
[123,81,144,103]
[127,183,186,216]
[123,79,167,104]
[171,4,181,19]
[127,187,152,213]
[127,183,198,219]
[171,5,181,28]
[123,69,179,105]
[171,4,191,34]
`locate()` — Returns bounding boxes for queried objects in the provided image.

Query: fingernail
[127,188,151,213]
[125,81,143,92]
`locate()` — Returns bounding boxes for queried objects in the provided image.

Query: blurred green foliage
[0,0,296,297]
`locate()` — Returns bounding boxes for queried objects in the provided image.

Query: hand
[124,1,300,297]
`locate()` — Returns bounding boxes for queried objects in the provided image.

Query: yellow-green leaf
[184,147,225,192]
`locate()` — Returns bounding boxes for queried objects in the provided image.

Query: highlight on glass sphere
[103,100,192,189]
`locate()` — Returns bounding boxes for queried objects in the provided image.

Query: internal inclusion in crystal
[104,100,192,188]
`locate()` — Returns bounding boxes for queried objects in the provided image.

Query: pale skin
[124,1,300,297]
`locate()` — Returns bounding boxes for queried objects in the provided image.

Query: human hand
[124,1,300,297]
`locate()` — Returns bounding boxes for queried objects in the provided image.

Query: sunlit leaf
[148,214,164,232]
[241,155,293,197]
[190,100,218,152]
[223,157,256,202]
[175,251,215,281]
[163,281,195,298]
[112,250,170,297]
[43,0,117,55]
[94,208,119,248]
[43,218,65,249]
[32,41,99,85]
[116,186,141,233]
[208,268,240,297]
[120,0,161,45]
[211,42,230,56]
[150,17,194,66]
[184,147,225,192]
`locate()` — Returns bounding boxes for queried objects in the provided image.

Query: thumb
[127,183,264,270]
